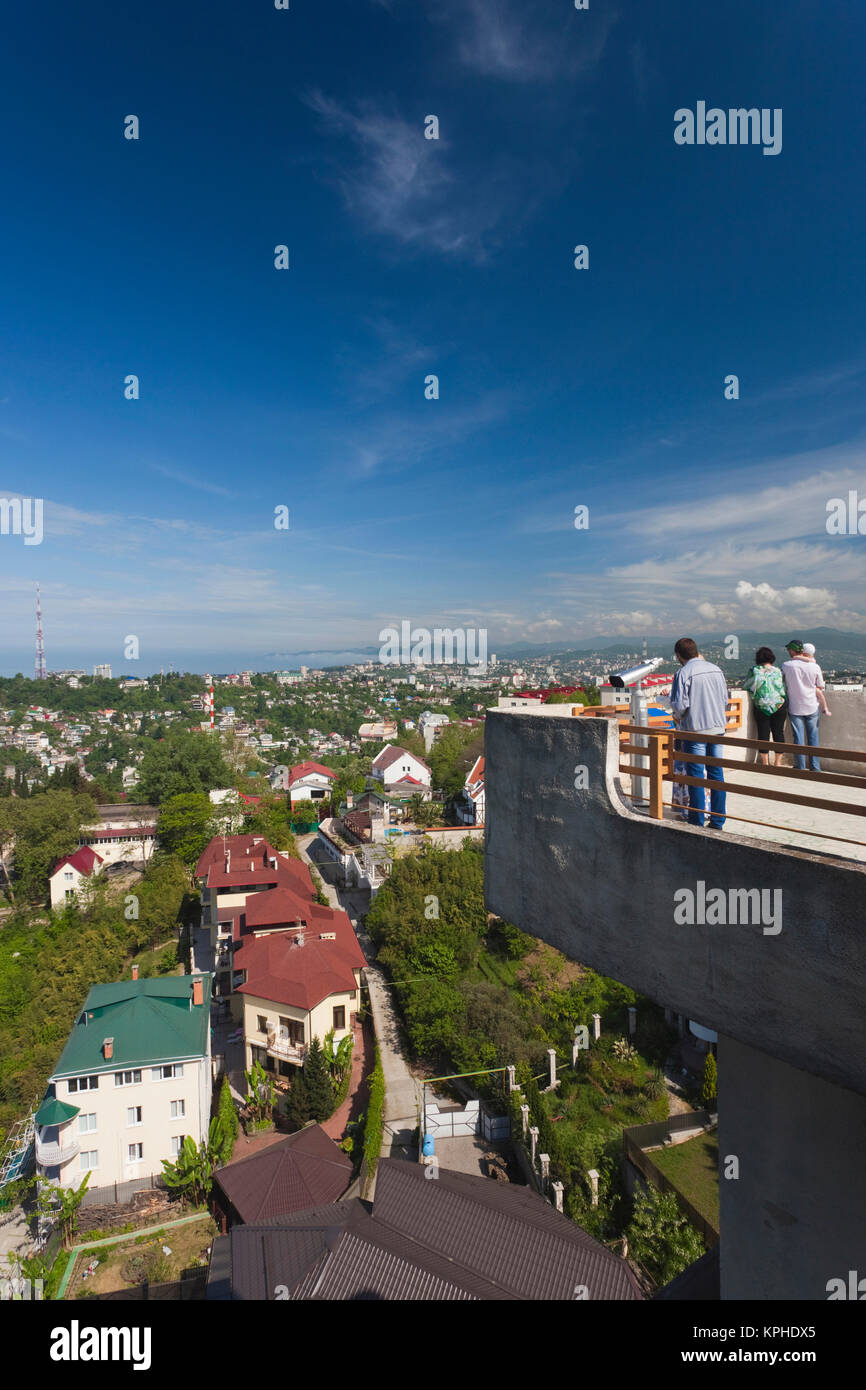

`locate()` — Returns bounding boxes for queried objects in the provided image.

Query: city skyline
[2,2,865,670]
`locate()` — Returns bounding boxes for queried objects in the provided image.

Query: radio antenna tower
[35,585,47,680]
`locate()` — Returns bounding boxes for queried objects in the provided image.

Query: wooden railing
[618,723,866,845]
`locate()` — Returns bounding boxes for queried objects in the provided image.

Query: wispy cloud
[149,463,234,498]
[436,0,617,83]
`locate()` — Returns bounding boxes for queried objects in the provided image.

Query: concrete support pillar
[552,1181,564,1213]
[520,1103,529,1137]
[572,1038,581,1067]
[592,1012,601,1041]
[529,1125,539,1166]
[507,1064,517,1093]
[627,1006,637,1036]
[540,1153,550,1182]
[587,1168,599,1207]
[718,1033,866,1299]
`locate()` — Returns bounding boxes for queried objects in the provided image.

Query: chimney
[131,963,139,980]
[103,1037,114,1060]
[192,978,204,1007]
[346,792,353,809]
[225,849,231,873]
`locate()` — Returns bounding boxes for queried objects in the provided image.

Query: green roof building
[37,973,213,1196]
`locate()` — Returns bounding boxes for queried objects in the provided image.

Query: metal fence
[623,1113,719,1249]
[98,1268,207,1301]
[80,1173,169,1209]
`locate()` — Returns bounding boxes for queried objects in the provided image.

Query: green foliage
[245,796,299,856]
[363,1047,385,1176]
[0,788,97,904]
[285,1070,310,1131]
[323,1028,353,1084]
[37,1170,91,1249]
[303,1037,335,1122]
[138,729,231,805]
[156,792,215,866]
[243,1061,275,1124]
[701,1052,717,1107]
[216,1077,238,1162]
[160,1118,226,1205]
[625,1184,705,1288]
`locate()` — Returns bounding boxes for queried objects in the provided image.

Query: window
[68,1076,98,1094]
[126,1106,142,1126]
[151,1064,183,1080]
[77,1113,97,1134]
[170,1099,185,1119]
[127,1143,143,1162]
[333,1006,346,1031]
[170,1135,186,1156]
[64,871,73,881]
[257,1015,268,1035]
[79,1150,98,1171]
[114,1070,141,1087]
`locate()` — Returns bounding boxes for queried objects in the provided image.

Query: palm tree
[323,1028,354,1084]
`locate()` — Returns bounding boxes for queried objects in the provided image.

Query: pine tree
[701,1051,717,1107]
[304,1036,335,1122]
[286,1069,310,1130]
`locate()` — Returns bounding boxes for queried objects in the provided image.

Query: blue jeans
[685,741,726,828]
[789,712,821,771]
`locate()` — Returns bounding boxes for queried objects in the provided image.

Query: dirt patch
[70,1215,217,1299]
[516,941,585,989]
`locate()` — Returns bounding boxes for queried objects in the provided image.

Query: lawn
[68,1215,217,1298]
[651,1131,720,1228]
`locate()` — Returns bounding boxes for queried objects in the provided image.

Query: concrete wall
[718,1034,866,1299]
[484,711,866,1099]
[739,688,865,776]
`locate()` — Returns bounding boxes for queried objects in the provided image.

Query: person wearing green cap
[782,640,831,771]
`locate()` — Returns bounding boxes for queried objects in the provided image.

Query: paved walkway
[654,764,865,864]
[298,838,441,1164]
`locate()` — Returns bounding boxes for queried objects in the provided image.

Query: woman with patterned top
[742,647,787,767]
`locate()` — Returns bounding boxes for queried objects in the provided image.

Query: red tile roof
[235,911,365,1011]
[288,761,336,786]
[52,846,104,878]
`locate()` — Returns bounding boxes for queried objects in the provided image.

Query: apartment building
[35,973,212,1193]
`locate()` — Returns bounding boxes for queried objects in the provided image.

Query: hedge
[362,1046,385,1177]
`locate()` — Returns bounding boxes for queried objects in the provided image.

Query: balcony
[265,1031,306,1063]
[35,1133,80,1167]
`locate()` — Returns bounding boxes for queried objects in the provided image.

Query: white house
[371,745,431,789]
[456,755,485,825]
[286,761,336,803]
[35,973,212,1195]
[49,846,104,910]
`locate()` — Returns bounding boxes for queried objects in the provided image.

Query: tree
[323,1028,353,1084]
[37,1171,91,1249]
[138,729,231,804]
[0,788,97,904]
[625,1184,705,1287]
[160,1118,226,1205]
[156,792,215,867]
[217,1076,239,1162]
[243,1060,275,1125]
[303,1037,334,1122]
[701,1052,717,1107]
[285,1070,310,1130]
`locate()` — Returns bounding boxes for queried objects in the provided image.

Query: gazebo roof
[34,1096,80,1127]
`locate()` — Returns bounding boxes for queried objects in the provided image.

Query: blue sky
[1,0,865,673]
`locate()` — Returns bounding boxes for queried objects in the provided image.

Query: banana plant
[323,1027,354,1083]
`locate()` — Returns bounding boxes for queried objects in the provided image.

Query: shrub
[363,1047,385,1176]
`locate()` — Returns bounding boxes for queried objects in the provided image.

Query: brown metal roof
[213,1125,352,1224]
[211,1159,645,1301]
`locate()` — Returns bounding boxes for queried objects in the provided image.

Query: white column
[540,1153,550,1183]
[592,1012,601,1041]
[529,1125,539,1166]
[507,1064,517,1092]
[552,1180,564,1212]
[587,1168,600,1207]
[547,1048,558,1088]
[520,1103,530,1137]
